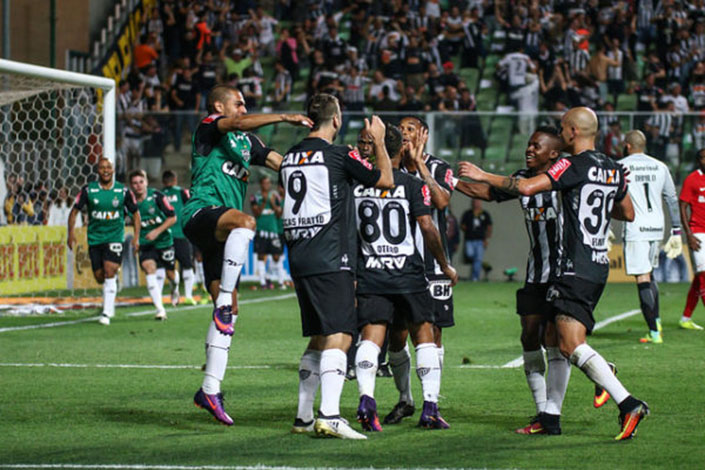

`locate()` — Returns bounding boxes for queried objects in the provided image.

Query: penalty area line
[500,308,641,368]
[0,293,297,334]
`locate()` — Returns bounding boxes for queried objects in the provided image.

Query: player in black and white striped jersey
[455,126,572,434]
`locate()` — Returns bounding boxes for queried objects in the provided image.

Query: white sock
[570,343,629,404]
[257,259,267,285]
[169,270,180,289]
[416,343,441,403]
[545,347,571,415]
[202,319,235,394]
[277,257,286,285]
[216,228,254,307]
[355,340,380,398]
[389,344,414,405]
[183,268,195,299]
[195,261,205,285]
[102,277,117,317]
[523,349,547,415]
[438,344,445,370]
[156,267,166,294]
[146,273,165,311]
[319,348,347,417]
[296,349,321,423]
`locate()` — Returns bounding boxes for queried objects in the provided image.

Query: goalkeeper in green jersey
[129,169,178,321]
[68,158,140,326]
[183,85,312,425]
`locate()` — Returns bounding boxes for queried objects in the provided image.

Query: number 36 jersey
[546,150,628,283]
[355,169,432,295]
[280,137,381,278]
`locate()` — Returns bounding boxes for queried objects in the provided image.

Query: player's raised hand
[410,127,428,164]
[365,115,386,142]
[458,161,485,181]
[145,231,158,242]
[443,265,459,287]
[283,113,313,128]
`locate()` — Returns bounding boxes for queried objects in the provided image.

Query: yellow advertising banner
[0,226,68,295]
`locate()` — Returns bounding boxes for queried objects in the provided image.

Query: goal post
[0,59,118,303]
[0,58,116,163]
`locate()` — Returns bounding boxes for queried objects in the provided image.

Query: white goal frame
[0,58,116,164]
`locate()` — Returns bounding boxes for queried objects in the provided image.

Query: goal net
[0,59,116,312]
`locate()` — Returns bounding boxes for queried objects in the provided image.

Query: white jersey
[619,153,679,241]
[499,52,531,87]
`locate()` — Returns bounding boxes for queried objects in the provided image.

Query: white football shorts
[624,240,660,276]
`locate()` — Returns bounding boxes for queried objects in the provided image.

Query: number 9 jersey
[546,150,628,283]
[279,137,381,278]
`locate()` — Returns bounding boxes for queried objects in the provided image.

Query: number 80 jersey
[546,150,628,283]
[354,169,432,294]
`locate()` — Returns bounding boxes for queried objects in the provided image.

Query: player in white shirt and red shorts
[678,148,705,331]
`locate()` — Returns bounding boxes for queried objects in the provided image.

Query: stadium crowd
[109,0,705,179]
[5,0,705,226]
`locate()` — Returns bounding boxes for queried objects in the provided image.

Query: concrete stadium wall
[0,0,90,69]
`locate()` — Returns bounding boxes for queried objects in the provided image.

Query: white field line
[0,465,514,470]
[0,293,296,334]
[500,308,641,369]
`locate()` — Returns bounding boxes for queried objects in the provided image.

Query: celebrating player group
[72,82,686,443]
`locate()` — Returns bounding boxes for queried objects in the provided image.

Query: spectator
[251,7,278,57]
[47,187,81,227]
[322,25,347,68]
[170,67,198,152]
[603,120,624,160]
[272,62,292,110]
[133,33,160,72]
[221,45,252,78]
[461,199,492,282]
[195,49,219,109]
[277,28,300,81]
[645,100,675,161]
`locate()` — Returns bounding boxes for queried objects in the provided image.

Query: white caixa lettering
[91,210,120,220]
[588,167,620,184]
[282,150,325,166]
[222,161,249,180]
[353,185,406,199]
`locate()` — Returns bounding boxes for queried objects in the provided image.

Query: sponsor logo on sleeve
[444,168,455,189]
[548,159,572,180]
[348,148,372,170]
[422,184,431,206]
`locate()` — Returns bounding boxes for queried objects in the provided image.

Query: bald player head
[560,107,599,154]
[623,130,647,156]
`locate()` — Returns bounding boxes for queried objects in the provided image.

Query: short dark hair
[306,93,339,131]
[207,85,239,114]
[384,124,403,159]
[534,125,563,149]
[401,115,429,131]
[128,169,147,181]
[162,170,176,184]
[697,148,705,159]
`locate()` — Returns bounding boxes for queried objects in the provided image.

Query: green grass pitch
[1,282,704,469]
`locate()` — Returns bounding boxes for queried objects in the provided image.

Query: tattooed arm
[458,161,552,197]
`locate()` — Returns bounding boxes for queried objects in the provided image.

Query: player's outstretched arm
[263,150,284,172]
[458,161,551,196]
[365,115,394,189]
[417,214,458,286]
[454,180,494,201]
[611,192,635,222]
[131,210,141,251]
[217,113,313,134]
